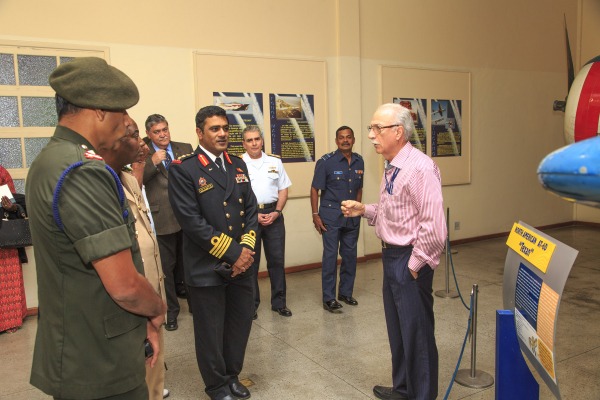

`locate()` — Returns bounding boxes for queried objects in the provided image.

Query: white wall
[0,0,586,307]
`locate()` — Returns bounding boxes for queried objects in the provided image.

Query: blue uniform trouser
[251,213,287,310]
[321,223,359,302]
[382,245,438,400]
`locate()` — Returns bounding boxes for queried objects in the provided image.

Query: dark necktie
[215,157,226,175]
[164,151,172,170]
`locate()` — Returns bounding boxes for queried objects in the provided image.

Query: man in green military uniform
[26,57,166,400]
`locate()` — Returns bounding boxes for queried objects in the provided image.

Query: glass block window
[0,138,23,168]
[60,56,75,64]
[22,96,56,127]
[17,55,56,86]
[0,96,19,126]
[25,137,51,167]
[0,42,105,192]
[0,53,16,85]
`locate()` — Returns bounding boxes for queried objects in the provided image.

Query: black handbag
[0,218,32,248]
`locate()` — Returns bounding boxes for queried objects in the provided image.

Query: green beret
[49,57,139,110]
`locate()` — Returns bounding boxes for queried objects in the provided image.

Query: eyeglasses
[367,124,400,134]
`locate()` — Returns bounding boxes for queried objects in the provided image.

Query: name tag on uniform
[333,171,343,175]
[236,173,249,183]
[198,176,214,194]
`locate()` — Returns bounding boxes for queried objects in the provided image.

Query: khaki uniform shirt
[121,171,167,400]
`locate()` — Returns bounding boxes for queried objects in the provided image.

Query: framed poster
[195,53,327,197]
[213,92,264,156]
[382,66,471,185]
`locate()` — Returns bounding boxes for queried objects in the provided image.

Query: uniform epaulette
[267,153,281,159]
[355,152,363,159]
[177,153,195,161]
[320,151,336,161]
[228,153,242,160]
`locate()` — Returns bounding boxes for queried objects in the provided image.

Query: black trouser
[188,277,254,399]
[382,245,438,400]
[251,208,287,310]
[157,230,189,320]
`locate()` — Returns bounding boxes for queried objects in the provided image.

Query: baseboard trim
[27,220,596,316]
[257,220,592,278]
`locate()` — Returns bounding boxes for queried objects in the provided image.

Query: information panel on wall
[213,92,264,157]
[503,221,578,399]
[195,53,327,198]
[382,66,471,185]
[269,93,315,162]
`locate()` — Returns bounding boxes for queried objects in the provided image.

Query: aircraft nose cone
[538,136,600,205]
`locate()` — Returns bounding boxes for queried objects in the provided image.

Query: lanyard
[385,167,400,195]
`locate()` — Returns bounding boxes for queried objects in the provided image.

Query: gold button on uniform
[241,223,245,228]
[229,226,233,231]
[239,198,243,203]
[240,211,245,216]
[226,213,231,218]
[223,201,227,206]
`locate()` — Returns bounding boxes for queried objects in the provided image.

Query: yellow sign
[506,222,556,273]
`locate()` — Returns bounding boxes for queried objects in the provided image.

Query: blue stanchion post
[496,310,539,400]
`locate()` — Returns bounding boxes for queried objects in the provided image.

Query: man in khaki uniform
[99,120,169,400]
[27,57,166,400]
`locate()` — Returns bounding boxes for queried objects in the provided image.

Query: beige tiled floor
[2,225,599,399]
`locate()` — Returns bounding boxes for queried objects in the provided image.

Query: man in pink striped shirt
[342,103,446,400]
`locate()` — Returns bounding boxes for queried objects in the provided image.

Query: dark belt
[258,202,277,209]
[381,241,410,249]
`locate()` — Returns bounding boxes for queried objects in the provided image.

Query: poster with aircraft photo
[213,92,264,156]
[269,93,315,163]
[431,99,462,157]
[393,98,427,153]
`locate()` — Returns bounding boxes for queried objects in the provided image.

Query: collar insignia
[198,154,209,166]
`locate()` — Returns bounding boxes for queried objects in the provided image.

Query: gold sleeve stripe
[240,230,257,249]
[240,237,255,249]
[210,234,233,259]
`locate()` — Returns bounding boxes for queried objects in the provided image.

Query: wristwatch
[274,209,282,215]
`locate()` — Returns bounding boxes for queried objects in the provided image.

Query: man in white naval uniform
[241,126,292,318]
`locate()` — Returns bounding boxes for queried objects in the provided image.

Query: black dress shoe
[165,319,178,331]
[338,294,358,306]
[373,385,407,400]
[272,306,292,317]
[323,299,343,312]
[229,381,251,399]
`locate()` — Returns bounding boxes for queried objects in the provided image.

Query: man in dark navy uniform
[311,126,364,312]
[168,106,257,400]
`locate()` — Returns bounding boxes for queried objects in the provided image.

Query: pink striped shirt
[364,143,447,272]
